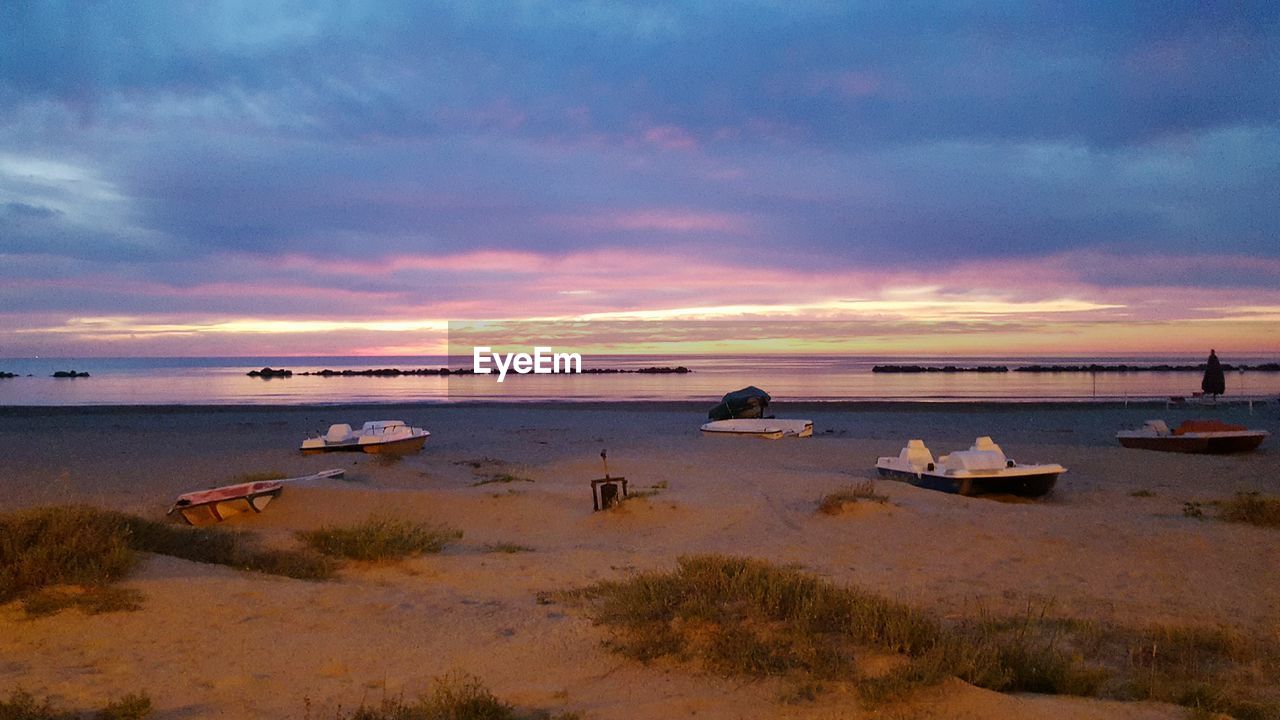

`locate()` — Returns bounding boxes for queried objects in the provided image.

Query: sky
[1,1,1278,357]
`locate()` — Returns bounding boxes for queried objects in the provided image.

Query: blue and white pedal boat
[876,437,1064,497]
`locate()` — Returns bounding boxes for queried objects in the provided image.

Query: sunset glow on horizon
[2,3,1278,357]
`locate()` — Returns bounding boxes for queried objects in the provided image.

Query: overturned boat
[876,437,1065,497]
[301,420,430,454]
[169,468,344,526]
[1117,419,1268,454]
[701,418,813,439]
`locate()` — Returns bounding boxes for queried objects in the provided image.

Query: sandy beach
[2,401,1278,718]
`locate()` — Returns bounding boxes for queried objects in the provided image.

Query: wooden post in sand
[591,449,628,511]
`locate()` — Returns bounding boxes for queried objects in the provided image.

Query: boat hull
[172,482,283,526]
[1117,434,1267,454]
[301,434,429,454]
[700,419,813,438]
[360,434,429,454]
[877,467,1060,497]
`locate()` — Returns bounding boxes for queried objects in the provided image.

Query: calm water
[2,354,1279,406]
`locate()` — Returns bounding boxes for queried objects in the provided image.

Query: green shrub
[337,673,513,720]
[0,507,135,604]
[817,481,889,515]
[1217,492,1280,528]
[571,555,1278,711]
[300,517,462,561]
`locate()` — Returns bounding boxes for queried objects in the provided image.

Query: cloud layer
[1,1,1278,354]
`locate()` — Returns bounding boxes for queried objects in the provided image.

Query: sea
[2,354,1279,406]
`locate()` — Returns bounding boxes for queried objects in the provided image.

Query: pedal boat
[301,420,430,454]
[700,418,813,439]
[876,437,1065,497]
[1117,419,1268,454]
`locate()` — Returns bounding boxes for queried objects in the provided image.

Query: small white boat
[700,418,813,439]
[300,420,430,454]
[876,437,1065,497]
[169,468,344,526]
[1117,419,1268,454]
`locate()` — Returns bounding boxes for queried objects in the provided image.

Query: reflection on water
[0,355,1278,405]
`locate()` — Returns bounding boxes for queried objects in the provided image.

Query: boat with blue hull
[876,437,1065,498]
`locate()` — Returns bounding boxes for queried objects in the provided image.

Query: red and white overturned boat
[169,468,344,526]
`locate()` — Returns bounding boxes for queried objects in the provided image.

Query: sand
[2,401,1278,718]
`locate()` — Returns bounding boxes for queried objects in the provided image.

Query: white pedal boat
[876,437,1064,497]
[700,418,813,439]
[301,420,430,454]
[169,468,344,526]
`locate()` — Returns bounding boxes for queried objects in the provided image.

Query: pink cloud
[251,248,1280,324]
[13,246,1280,355]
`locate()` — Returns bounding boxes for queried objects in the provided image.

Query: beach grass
[1,505,335,616]
[21,585,144,618]
[817,481,889,515]
[299,517,462,561]
[96,694,153,720]
[0,689,75,720]
[568,555,1279,713]
[1216,492,1280,528]
[332,674,516,720]
[0,689,151,720]
[1,506,136,605]
[123,515,336,579]
[483,542,533,554]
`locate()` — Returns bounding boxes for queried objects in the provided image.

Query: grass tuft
[1,505,334,617]
[572,555,1279,711]
[0,506,136,605]
[1217,492,1280,528]
[482,543,533,554]
[97,693,152,720]
[336,673,514,720]
[21,585,144,618]
[1129,489,1156,498]
[817,481,889,515]
[124,515,335,579]
[300,517,462,561]
[0,689,151,720]
[0,689,76,720]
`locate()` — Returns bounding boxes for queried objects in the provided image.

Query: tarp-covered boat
[707,386,771,421]
[1117,419,1268,454]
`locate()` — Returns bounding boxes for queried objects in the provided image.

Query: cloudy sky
[2,1,1278,356]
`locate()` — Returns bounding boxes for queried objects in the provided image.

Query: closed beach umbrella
[1201,349,1226,397]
